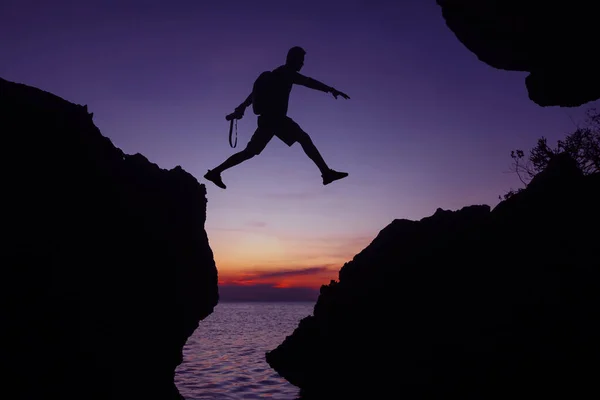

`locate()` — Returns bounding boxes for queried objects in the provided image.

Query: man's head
[286,46,306,71]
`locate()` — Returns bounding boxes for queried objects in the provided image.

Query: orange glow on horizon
[209,232,373,290]
[218,267,339,289]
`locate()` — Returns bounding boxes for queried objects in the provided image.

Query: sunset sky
[2,0,597,300]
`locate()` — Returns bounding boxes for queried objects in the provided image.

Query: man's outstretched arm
[294,73,350,99]
[294,73,332,92]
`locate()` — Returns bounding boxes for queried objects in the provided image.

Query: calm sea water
[175,302,314,400]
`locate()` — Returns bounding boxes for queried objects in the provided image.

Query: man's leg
[204,125,272,189]
[298,133,330,175]
[211,149,254,174]
[286,119,348,185]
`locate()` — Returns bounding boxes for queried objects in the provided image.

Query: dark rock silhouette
[266,153,600,399]
[1,77,218,400]
[437,0,600,107]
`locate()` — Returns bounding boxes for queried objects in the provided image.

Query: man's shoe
[322,169,348,185]
[204,169,226,189]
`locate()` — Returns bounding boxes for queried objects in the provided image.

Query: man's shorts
[245,115,305,155]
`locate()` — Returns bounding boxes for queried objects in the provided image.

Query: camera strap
[228,118,237,148]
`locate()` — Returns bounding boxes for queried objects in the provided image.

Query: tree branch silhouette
[501,108,599,200]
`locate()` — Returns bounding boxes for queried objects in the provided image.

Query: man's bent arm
[294,73,332,93]
[236,92,253,111]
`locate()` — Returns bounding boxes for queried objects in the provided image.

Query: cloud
[244,266,329,279]
[245,220,267,228]
[219,283,319,302]
[209,227,253,233]
[218,265,340,292]
[265,192,314,200]
[275,233,374,247]
[262,190,326,200]
[272,234,375,260]
[207,220,267,234]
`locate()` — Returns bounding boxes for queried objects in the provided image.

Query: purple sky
[2,0,597,300]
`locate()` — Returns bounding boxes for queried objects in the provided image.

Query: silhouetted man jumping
[204,46,350,189]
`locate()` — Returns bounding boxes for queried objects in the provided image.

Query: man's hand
[329,88,350,100]
[226,106,245,121]
[234,105,245,118]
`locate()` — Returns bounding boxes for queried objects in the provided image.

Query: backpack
[252,70,275,115]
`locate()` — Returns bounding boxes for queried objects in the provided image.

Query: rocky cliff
[266,153,600,399]
[436,0,600,107]
[1,78,219,400]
